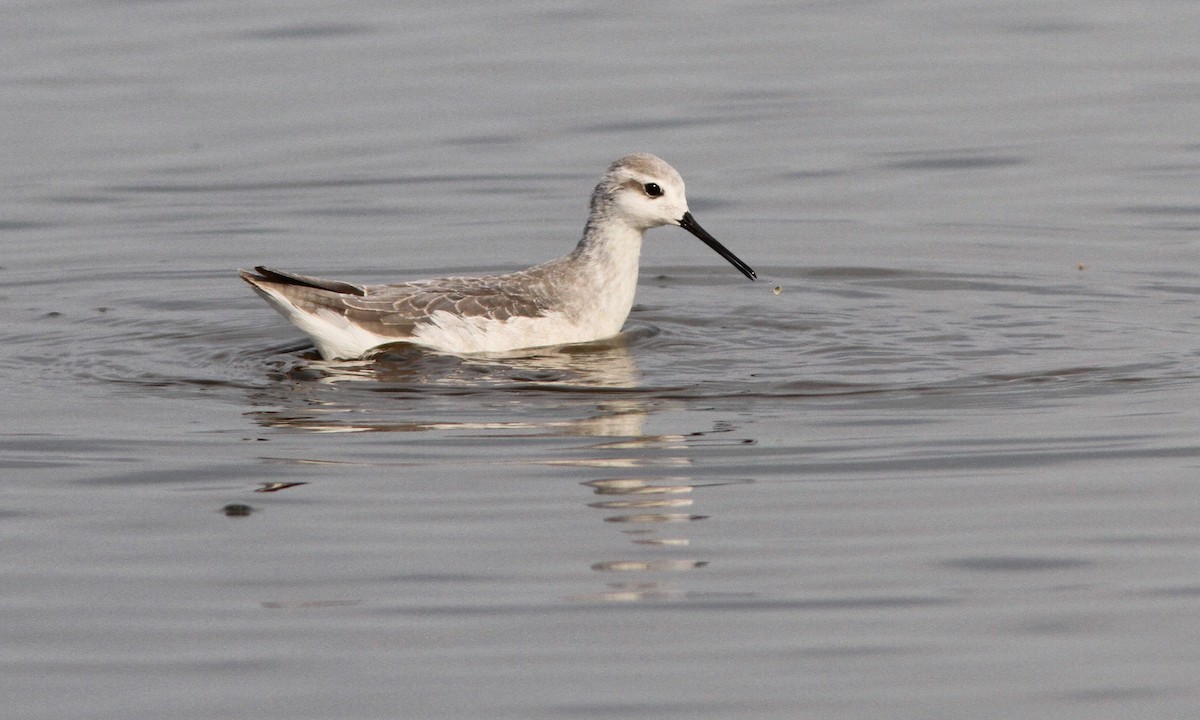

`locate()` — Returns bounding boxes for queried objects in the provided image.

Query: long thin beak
[678,212,756,280]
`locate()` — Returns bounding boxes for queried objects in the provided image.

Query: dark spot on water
[221,504,255,517]
[254,482,306,493]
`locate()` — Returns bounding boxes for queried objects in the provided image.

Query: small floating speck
[1077,263,1086,271]
[773,286,783,295]
[255,481,307,493]
[221,504,255,517]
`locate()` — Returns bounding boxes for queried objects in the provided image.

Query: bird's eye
[643,182,664,198]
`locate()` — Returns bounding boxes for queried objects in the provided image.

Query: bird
[240,153,756,360]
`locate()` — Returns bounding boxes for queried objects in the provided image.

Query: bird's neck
[575,210,644,275]
[564,214,644,324]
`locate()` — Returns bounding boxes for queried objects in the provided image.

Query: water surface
[3,1,1200,718]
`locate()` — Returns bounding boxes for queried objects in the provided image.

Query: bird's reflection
[242,329,755,604]
[246,330,651,436]
[575,476,745,603]
[282,326,650,387]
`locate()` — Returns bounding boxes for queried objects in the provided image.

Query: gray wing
[348,274,559,332]
[242,266,563,338]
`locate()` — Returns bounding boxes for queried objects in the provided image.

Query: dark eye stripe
[643,182,663,197]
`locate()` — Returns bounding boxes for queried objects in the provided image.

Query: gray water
[3,1,1200,718]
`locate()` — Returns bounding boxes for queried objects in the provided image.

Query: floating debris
[255,481,308,493]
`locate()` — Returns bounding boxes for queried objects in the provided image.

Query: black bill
[678,212,757,281]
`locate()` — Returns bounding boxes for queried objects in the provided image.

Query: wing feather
[241,265,569,348]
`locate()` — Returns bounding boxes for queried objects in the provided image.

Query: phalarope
[240,153,756,359]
